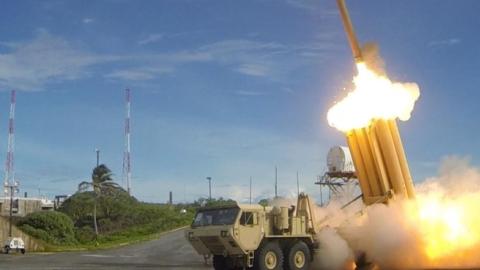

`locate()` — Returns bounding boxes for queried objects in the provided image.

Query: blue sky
[0,0,479,203]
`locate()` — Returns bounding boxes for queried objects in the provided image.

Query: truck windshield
[192,208,239,227]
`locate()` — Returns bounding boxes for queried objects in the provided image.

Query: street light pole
[95,148,100,167]
[206,177,212,200]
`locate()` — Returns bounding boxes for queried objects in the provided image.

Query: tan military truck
[186,193,319,270]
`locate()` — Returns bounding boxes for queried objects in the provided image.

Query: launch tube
[346,131,372,198]
[366,123,392,195]
[354,129,382,196]
[374,120,408,198]
[388,120,416,199]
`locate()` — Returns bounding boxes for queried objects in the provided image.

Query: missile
[336,0,363,62]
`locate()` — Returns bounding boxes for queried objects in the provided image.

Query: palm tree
[79,164,119,238]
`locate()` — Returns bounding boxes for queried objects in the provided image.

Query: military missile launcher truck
[186,193,319,270]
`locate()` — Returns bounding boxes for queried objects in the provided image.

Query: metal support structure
[3,90,19,237]
[4,90,16,197]
[315,171,358,205]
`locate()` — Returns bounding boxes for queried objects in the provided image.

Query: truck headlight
[220,230,229,237]
[188,231,194,240]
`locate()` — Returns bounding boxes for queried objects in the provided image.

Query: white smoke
[313,227,355,270]
[312,156,480,269]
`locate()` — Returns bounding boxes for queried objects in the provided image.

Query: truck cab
[186,204,264,268]
[186,194,318,270]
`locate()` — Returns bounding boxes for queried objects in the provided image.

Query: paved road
[0,228,210,270]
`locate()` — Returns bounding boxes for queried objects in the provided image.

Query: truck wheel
[4,246,9,254]
[255,241,283,270]
[213,255,227,270]
[285,241,311,270]
[21,249,25,254]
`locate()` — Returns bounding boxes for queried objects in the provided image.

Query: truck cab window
[240,212,254,225]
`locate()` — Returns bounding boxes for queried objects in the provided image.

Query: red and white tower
[4,90,16,196]
[122,89,132,195]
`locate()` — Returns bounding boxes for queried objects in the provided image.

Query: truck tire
[213,255,227,270]
[255,241,283,270]
[285,241,311,270]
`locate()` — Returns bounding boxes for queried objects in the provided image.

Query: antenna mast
[122,89,132,195]
[4,90,16,196]
[275,166,278,198]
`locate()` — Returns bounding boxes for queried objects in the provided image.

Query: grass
[43,225,189,252]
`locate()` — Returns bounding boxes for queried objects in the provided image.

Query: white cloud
[138,33,164,45]
[107,39,293,81]
[235,90,267,96]
[428,38,461,47]
[0,31,107,90]
[105,67,173,81]
[236,63,270,77]
[0,31,338,88]
[285,0,318,11]
[82,18,94,24]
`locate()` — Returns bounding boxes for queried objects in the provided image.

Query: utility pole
[249,176,252,204]
[275,166,278,198]
[95,148,100,166]
[206,177,212,200]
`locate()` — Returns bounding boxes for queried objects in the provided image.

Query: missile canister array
[336,0,415,204]
[346,119,415,204]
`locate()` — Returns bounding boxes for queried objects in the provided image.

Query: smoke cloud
[314,156,480,269]
[361,43,386,76]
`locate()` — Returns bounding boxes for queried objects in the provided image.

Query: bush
[17,211,77,245]
[75,226,95,244]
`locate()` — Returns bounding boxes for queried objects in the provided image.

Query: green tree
[78,164,119,238]
[194,197,236,207]
[258,198,269,207]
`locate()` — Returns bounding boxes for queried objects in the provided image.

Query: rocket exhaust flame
[327,63,420,132]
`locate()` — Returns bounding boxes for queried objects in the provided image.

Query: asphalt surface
[0,228,210,270]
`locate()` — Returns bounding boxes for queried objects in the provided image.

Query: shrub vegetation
[17,164,196,248]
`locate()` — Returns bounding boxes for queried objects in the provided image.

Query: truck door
[237,211,262,250]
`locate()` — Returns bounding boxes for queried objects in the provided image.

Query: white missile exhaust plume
[312,156,480,269]
[312,227,355,270]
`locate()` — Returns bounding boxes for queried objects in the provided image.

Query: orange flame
[415,192,480,263]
